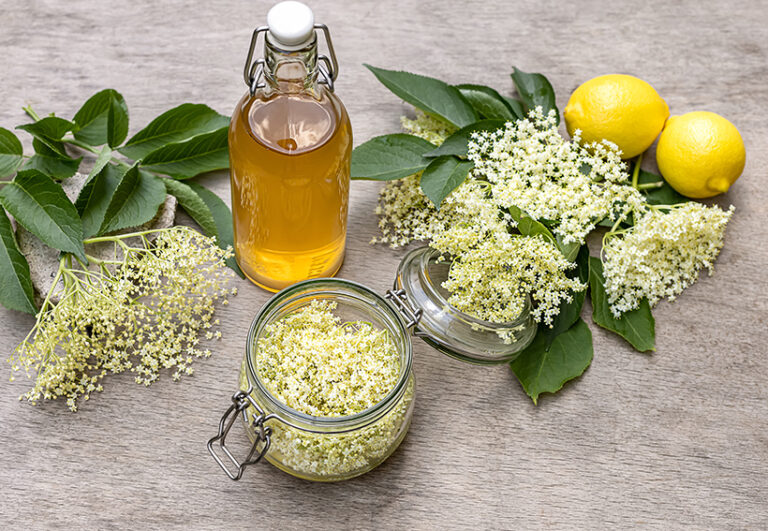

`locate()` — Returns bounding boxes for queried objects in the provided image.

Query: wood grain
[1,0,766,529]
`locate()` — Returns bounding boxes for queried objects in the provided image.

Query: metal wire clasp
[386,289,423,330]
[242,23,340,95]
[314,23,339,91]
[207,387,273,481]
[243,26,269,95]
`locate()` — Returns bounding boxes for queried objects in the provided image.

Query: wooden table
[2,1,766,528]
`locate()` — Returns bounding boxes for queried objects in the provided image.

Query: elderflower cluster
[439,232,585,326]
[244,300,413,480]
[602,203,734,317]
[468,108,645,244]
[9,227,235,411]
[256,299,400,417]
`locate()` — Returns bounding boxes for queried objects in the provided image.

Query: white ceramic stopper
[267,1,315,50]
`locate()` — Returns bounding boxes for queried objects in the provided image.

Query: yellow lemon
[564,74,669,159]
[656,111,745,198]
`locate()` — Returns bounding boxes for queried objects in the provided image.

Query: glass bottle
[229,2,352,291]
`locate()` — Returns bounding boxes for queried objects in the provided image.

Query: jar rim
[245,278,413,430]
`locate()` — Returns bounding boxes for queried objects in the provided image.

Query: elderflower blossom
[256,299,400,416]
[243,300,413,479]
[468,108,645,244]
[439,232,585,326]
[602,203,735,317]
[373,111,456,247]
[9,227,234,411]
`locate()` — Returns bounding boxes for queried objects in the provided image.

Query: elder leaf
[541,246,590,348]
[98,165,167,235]
[17,117,75,157]
[455,84,518,121]
[0,169,85,262]
[23,138,82,180]
[0,127,24,178]
[637,168,687,205]
[511,67,559,124]
[365,65,478,128]
[507,205,556,244]
[0,209,37,314]
[140,126,229,179]
[424,119,506,159]
[351,134,434,181]
[510,318,593,405]
[75,164,125,238]
[588,257,655,352]
[120,103,230,161]
[73,89,129,147]
[164,179,218,239]
[186,182,244,278]
[419,156,473,208]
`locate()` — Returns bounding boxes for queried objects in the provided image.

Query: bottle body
[229,80,351,291]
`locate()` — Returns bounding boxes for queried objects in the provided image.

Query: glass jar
[395,246,537,364]
[208,246,536,481]
[209,279,415,482]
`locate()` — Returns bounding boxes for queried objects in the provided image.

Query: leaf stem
[631,153,643,189]
[636,181,664,191]
[22,105,42,122]
[83,227,171,245]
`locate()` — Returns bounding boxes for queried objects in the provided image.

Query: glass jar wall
[238,279,415,482]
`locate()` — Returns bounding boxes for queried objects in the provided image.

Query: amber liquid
[229,85,352,291]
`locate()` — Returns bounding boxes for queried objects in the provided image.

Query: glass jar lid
[392,246,537,365]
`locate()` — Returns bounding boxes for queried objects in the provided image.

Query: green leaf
[424,119,506,159]
[75,164,124,238]
[98,165,167,235]
[555,233,581,262]
[140,126,229,179]
[0,209,37,314]
[119,103,230,161]
[17,117,75,157]
[588,257,655,352]
[541,246,589,347]
[351,134,435,181]
[0,127,24,178]
[511,67,559,124]
[86,145,113,183]
[23,139,82,180]
[0,169,85,262]
[508,205,556,244]
[419,156,474,207]
[364,65,478,128]
[637,169,687,205]
[186,182,244,278]
[164,179,218,238]
[503,97,525,119]
[73,89,129,147]
[510,318,594,405]
[455,84,518,121]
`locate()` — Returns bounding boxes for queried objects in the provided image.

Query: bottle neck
[263,36,319,94]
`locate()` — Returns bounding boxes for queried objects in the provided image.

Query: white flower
[602,203,735,317]
[468,108,644,244]
[256,299,400,417]
[9,227,234,411]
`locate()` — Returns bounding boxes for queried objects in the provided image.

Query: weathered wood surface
[1,1,766,529]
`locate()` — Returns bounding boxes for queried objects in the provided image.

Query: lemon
[656,111,745,198]
[564,74,669,159]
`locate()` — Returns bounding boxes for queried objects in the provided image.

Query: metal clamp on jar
[207,246,537,482]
